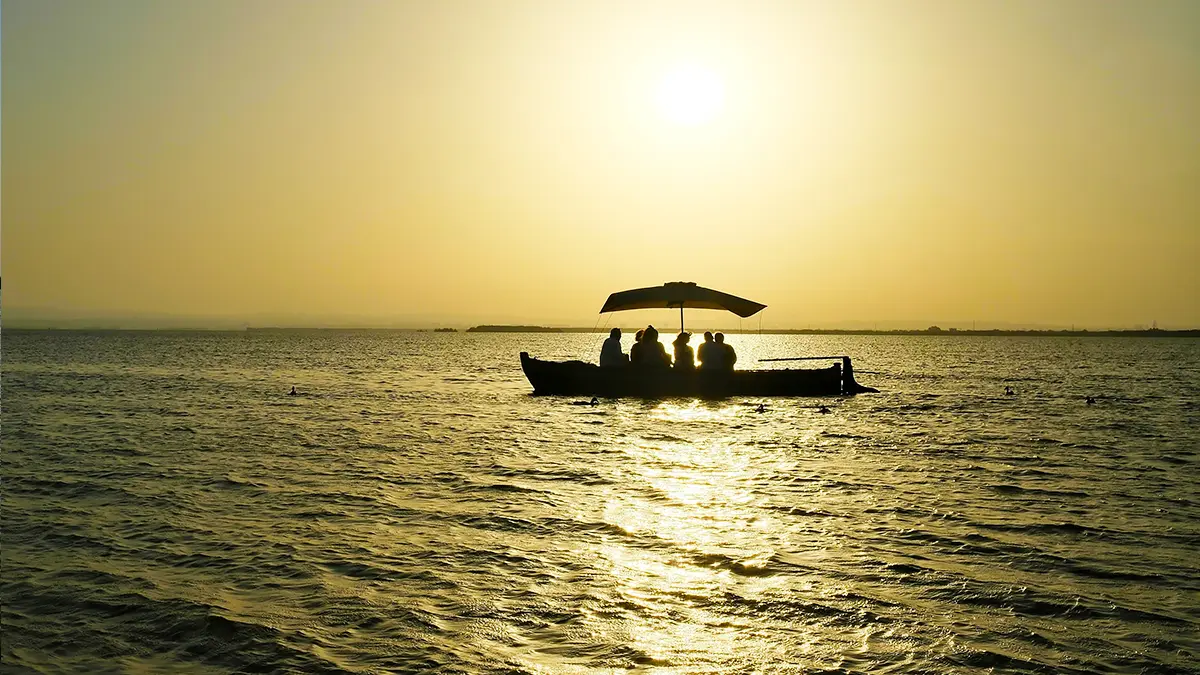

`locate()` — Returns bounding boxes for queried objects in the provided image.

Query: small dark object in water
[1004,386,1015,396]
[571,397,599,406]
[288,386,298,396]
[755,404,767,413]
[1086,396,1096,405]
[817,406,832,414]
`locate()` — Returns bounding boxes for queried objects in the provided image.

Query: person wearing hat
[673,331,695,370]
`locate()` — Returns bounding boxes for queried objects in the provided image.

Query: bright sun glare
[655,65,726,127]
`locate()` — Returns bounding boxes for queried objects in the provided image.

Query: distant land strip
[466,325,1200,337]
[4,326,1197,336]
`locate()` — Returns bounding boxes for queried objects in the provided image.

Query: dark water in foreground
[3,330,1199,674]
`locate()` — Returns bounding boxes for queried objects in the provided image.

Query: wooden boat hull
[520,352,875,397]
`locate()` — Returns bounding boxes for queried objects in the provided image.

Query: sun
[655,65,726,127]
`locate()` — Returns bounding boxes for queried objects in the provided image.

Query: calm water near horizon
[3,330,1198,674]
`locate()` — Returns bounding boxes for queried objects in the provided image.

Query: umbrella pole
[679,306,684,334]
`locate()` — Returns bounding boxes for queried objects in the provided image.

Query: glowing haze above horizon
[4,0,1199,329]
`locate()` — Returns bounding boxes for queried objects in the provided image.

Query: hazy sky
[4,0,1198,328]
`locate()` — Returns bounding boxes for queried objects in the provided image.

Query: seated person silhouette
[599,328,628,367]
[697,331,722,370]
[638,325,671,368]
[715,332,737,370]
[673,332,695,370]
[629,329,645,365]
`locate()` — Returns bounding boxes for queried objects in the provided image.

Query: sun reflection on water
[646,400,742,424]
[588,417,810,669]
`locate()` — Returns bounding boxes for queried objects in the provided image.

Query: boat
[521,351,871,397]
[519,282,876,397]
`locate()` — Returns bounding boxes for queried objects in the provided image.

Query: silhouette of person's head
[610,327,621,339]
[674,331,691,345]
[703,331,714,342]
[645,325,659,341]
[715,332,725,344]
[635,329,644,342]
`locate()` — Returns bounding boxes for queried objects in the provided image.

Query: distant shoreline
[466,325,1200,337]
[4,326,1197,337]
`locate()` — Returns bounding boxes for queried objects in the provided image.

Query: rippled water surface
[3,330,1199,674]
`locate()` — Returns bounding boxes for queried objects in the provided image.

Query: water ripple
[2,331,1198,674]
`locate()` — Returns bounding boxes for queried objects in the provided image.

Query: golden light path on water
[516,400,845,671]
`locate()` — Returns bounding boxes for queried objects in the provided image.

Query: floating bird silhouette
[571,397,599,406]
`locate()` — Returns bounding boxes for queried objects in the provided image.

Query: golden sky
[4,0,1198,328]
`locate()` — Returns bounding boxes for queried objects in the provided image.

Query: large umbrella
[599,281,766,333]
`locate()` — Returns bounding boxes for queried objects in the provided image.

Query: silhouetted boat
[521,351,872,397]
[519,282,876,397]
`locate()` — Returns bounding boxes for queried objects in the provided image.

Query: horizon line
[5,324,1199,335]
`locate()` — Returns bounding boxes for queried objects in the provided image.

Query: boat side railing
[757,355,875,394]
[757,356,847,362]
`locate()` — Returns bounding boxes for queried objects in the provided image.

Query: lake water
[2,330,1198,674]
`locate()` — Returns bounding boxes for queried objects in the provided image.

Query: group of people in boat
[599,326,737,371]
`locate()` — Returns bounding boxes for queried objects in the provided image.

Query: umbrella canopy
[599,282,766,321]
